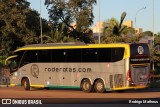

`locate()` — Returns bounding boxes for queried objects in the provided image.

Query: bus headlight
[14,72,18,76]
[47,81,50,85]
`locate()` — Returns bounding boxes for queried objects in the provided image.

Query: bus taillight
[149,70,152,80]
[127,70,132,81]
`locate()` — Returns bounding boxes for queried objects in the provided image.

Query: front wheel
[94,79,106,93]
[22,78,30,91]
[81,79,93,93]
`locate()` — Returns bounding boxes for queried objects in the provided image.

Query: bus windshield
[5,56,18,74]
[5,51,25,74]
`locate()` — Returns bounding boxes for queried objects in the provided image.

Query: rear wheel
[81,79,93,93]
[22,78,30,91]
[94,79,106,93]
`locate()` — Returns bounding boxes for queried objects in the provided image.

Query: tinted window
[97,48,111,62]
[111,48,125,62]
[82,49,97,62]
[38,50,52,62]
[52,49,66,62]
[14,51,25,67]
[20,50,38,66]
[10,58,18,73]
[66,49,81,62]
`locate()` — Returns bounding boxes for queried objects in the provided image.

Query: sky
[28,0,160,34]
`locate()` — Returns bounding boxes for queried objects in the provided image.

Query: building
[92,20,135,34]
[123,20,133,28]
[135,28,143,34]
[91,21,103,40]
[91,21,104,33]
[123,20,143,34]
[91,20,144,36]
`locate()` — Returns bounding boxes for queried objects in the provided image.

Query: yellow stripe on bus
[30,84,45,88]
[114,86,147,90]
[10,84,16,87]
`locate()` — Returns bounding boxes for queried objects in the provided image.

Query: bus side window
[66,49,82,62]
[38,50,52,62]
[82,48,98,62]
[97,48,111,62]
[20,50,38,67]
[52,49,66,62]
[111,48,125,62]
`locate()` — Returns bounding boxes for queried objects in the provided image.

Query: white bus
[5,43,151,93]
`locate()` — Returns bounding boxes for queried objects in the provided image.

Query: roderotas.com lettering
[45,67,92,73]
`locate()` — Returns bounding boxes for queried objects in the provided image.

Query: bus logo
[31,64,39,78]
[137,46,144,54]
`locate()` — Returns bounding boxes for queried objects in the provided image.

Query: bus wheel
[22,78,30,91]
[81,79,93,93]
[94,79,106,93]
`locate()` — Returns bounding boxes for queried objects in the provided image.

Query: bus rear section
[128,44,151,88]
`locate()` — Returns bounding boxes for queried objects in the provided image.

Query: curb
[0,85,11,87]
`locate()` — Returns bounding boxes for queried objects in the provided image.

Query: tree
[24,9,51,44]
[103,12,128,37]
[45,0,96,43]
[103,18,119,36]
[112,11,127,36]
[102,11,139,43]
[142,31,153,37]
[157,32,160,37]
[0,0,30,56]
[0,0,51,60]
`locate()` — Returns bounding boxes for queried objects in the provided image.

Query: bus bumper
[10,84,16,87]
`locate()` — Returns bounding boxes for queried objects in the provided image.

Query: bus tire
[94,79,106,93]
[22,78,30,91]
[81,79,93,93]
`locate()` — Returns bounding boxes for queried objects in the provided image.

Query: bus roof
[14,43,135,52]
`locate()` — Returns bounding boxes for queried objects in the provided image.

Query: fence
[0,67,10,86]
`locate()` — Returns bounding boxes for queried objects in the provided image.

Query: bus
[5,43,151,93]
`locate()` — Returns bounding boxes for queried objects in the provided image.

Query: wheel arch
[21,76,31,86]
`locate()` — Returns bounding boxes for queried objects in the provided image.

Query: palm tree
[103,17,119,36]
[158,32,160,37]
[113,11,127,36]
[103,12,127,36]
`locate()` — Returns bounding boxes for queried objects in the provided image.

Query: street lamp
[135,6,146,28]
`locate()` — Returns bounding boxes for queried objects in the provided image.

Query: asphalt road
[0,86,160,104]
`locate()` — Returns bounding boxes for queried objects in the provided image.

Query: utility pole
[152,0,155,80]
[98,0,101,44]
[40,0,43,44]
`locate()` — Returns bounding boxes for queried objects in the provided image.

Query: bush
[149,80,160,88]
